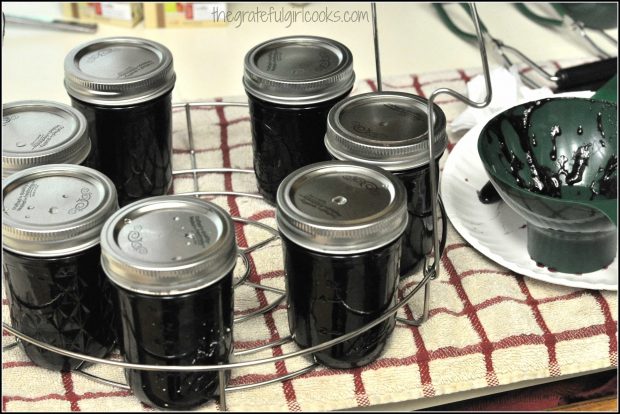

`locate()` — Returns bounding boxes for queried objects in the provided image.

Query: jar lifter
[514,3,617,59]
[435,3,617,92]
[2,3,492,411]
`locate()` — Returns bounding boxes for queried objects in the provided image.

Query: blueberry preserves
[2,101,91,178]
[277,161,407,369]
[243,36,355,203]
[325,92,447,275]
[64,37,176,206]
[2,164,118,371]
[100,196,236,410]
[478,180,502,204]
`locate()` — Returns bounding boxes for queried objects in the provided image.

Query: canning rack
[2,3,492,411]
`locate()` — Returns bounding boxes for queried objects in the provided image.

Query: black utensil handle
[555,58,617,92]
[555,78,613,94]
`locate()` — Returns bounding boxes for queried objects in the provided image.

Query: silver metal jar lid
[243,35,355,105]
[325,92,448,171]
[2,101,91,178]
[100,196,237,296]
[276,161,407,254]
[64,37,176,106]
[2,164,118,257]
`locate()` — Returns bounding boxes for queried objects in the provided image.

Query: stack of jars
[2,33,446,410]
[242,35,447,369]
[2,36,236,410]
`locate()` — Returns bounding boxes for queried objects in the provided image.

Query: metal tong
[3,13,97,33]
[434,3,617,92]
[514,3,617,59]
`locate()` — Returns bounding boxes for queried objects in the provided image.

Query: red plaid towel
[2,60,617,412]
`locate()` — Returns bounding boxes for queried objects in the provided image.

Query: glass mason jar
[64,37,176,207]
[243,35,355,204]
[276,161,407,369]
[2,164,118,371]
[324,92,448,276]
[2,101,91,178]
[100,196,237,410]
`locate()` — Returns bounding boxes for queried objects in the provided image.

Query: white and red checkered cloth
[2,61,617,412]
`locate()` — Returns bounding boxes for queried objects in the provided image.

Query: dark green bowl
[553,3,618,30]
[478,97,617,274]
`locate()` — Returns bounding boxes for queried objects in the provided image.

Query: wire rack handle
[423,1,492,306]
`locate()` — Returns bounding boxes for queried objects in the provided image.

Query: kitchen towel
[2,59,617,412]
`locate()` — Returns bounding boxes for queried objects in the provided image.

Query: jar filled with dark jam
[243,36,355,204]
[100,196,236,410]
[324,92,447,276]
[64,37,176,207]
[276,161,407,369]
[2,101,91,178]
[2,164,118,371]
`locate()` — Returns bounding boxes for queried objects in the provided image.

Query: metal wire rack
[2,3,492,411]
[1,119,444,409]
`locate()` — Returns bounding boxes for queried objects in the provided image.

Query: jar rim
[64,36,176,106]
[100,196,237,296]
[243,35,355,106]
[325,92,448,170]
[276,161,408,254]
[2,101,91,178]
[2,164,118,257]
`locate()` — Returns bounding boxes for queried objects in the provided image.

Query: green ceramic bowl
[553,3,618,30]
[478,97,617,274]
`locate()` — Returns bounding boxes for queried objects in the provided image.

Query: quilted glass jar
[325,92,447,275]
[243,35,355,203]
[276,161,407,368]
[100,196,236,410]
[2,164,118,371]
[64,37,176,206]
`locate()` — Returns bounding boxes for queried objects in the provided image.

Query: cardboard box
[143,3,227,28]
[61,3,143,28]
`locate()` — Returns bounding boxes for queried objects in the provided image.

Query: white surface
[441,110,618,291]
[2,2,617,104]
[451,66,554,133]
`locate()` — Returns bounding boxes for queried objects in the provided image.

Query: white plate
[441,118,618,291]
